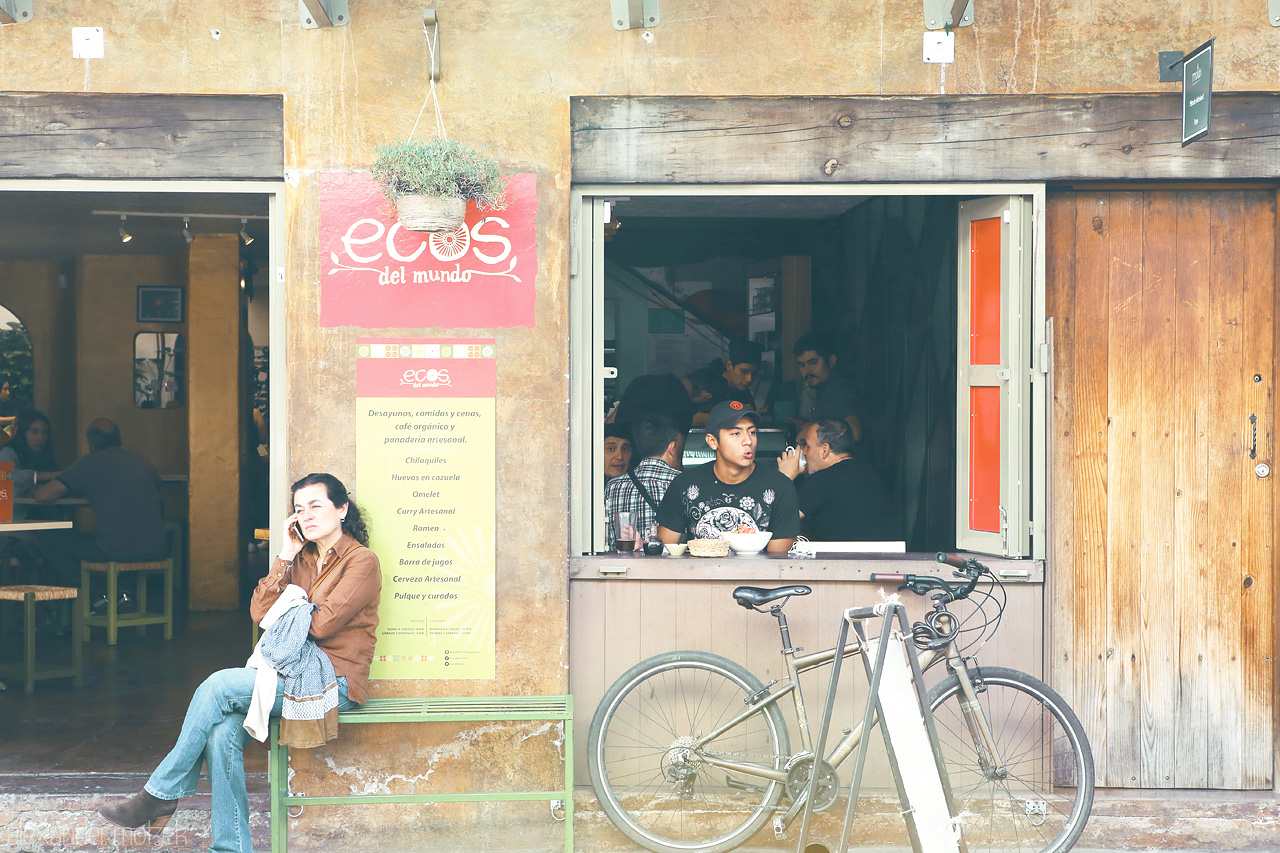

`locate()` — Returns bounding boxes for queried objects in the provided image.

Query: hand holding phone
[293,520,307,541]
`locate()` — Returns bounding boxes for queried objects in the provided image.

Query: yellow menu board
[356,339,496,679]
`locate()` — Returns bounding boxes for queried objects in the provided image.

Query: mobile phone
[293,520,307,541]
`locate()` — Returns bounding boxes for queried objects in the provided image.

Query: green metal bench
[268,694,573,853]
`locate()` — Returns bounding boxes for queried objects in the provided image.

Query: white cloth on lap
[243,584,309,742]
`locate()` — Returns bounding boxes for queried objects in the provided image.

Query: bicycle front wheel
[926,665,1094,853]
[588,650,792,853]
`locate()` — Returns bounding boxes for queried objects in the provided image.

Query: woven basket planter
[396,195,466,232]
[687,538,731,558]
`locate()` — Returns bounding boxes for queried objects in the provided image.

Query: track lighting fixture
[182,217,195,245]
[119,215,132,243]
[240,218,254,246]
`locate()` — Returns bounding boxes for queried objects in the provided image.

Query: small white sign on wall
[923,32,954,64]
[72,27,104,59]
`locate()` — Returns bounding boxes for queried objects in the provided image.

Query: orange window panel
[969,386,1000,533]
[969,217,1002,366]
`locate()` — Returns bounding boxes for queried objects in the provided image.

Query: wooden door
[1047,189,1277,789]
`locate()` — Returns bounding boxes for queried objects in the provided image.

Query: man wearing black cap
[656,400,800,553]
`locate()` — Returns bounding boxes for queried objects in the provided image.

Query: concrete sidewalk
[5,779,1279,853]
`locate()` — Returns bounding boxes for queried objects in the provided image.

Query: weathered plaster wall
[2,1,1278,848]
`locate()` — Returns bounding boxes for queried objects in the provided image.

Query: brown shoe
[99,790,178,835]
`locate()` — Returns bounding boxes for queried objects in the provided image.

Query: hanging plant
[369,18,507,233]
[371,138,507,232]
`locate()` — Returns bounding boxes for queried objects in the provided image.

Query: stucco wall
[76,254,188,472]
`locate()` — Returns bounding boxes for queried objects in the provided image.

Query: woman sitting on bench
[97,472,382,852]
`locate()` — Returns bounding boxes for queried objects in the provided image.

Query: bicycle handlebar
[869,553,991,603]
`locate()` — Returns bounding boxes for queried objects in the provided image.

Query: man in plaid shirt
[605,413,685,545]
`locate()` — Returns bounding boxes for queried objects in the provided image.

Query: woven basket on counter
[687,538,731,558]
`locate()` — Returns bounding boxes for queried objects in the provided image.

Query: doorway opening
[0,180,285,775]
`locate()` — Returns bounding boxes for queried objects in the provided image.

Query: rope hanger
[409,13,446,142]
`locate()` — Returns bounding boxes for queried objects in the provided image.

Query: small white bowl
[665,543,688,556]
[720,530,772,555]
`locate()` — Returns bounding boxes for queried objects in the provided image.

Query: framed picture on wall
[137,286,185,323]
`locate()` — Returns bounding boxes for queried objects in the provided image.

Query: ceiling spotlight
[240,218,254,246]
[182,217,194,245]
[118,215,132,243]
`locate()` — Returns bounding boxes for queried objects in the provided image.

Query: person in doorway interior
[0,377,17,435]
[0,410,59,585]
[691,339,764,424]
[777,418,898,541]
[657,400,800,552]
[605,413,684,545]
[97,473,381,853]
[603,423,633,481]
[35,418,167,589]
[0,409,57,522]
[789,332,864,441]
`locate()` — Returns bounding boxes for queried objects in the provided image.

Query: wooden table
[14,497,89,507]
[0,520,73,532]
[0,520,75,690]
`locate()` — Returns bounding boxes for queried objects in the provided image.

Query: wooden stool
[80,557,173,645]
[0,585,83,692]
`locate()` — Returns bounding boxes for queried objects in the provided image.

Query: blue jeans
[145,667,357,853]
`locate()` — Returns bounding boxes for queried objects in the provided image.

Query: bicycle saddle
[732,585,812,609]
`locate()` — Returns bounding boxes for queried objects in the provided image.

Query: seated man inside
[35,418,169,591]
[603,423,632,483]
[605,413,684,546]
[658,400,800,553]
[790,332,863,441]
[777,417,899,542]
[691,340,764,425]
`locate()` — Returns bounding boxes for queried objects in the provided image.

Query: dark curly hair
[290,472,370,545]
[8,409,56,471]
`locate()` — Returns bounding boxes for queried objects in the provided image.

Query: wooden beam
[0,92,283,180]
[572,95,1280,184]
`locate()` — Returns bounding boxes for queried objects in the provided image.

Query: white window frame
[569,183,1048,559]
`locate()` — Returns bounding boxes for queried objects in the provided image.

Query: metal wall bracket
[424,8,441,81]
[0,0,34,24]
[1269,0,1280,26]
[610,0,660,31]
[923,0,973,29]
[1158,51,1184,82]
[300,0,348,29]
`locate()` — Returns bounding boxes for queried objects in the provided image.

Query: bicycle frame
[689,604,999,792]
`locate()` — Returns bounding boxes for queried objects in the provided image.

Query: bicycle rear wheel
[926,665,1094,853]
[588,650,791,853]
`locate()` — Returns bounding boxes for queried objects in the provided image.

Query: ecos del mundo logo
[329,217,521,286]
[401,367,451,389]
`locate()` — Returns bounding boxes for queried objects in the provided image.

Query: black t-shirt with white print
[656,460,801,541]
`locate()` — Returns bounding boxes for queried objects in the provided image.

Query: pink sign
[320,172,537,329]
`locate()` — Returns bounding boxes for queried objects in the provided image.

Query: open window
[956,196,1034,557]
[570,187,1045,559]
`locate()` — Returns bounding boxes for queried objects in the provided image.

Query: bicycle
[587,552,1094,853]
